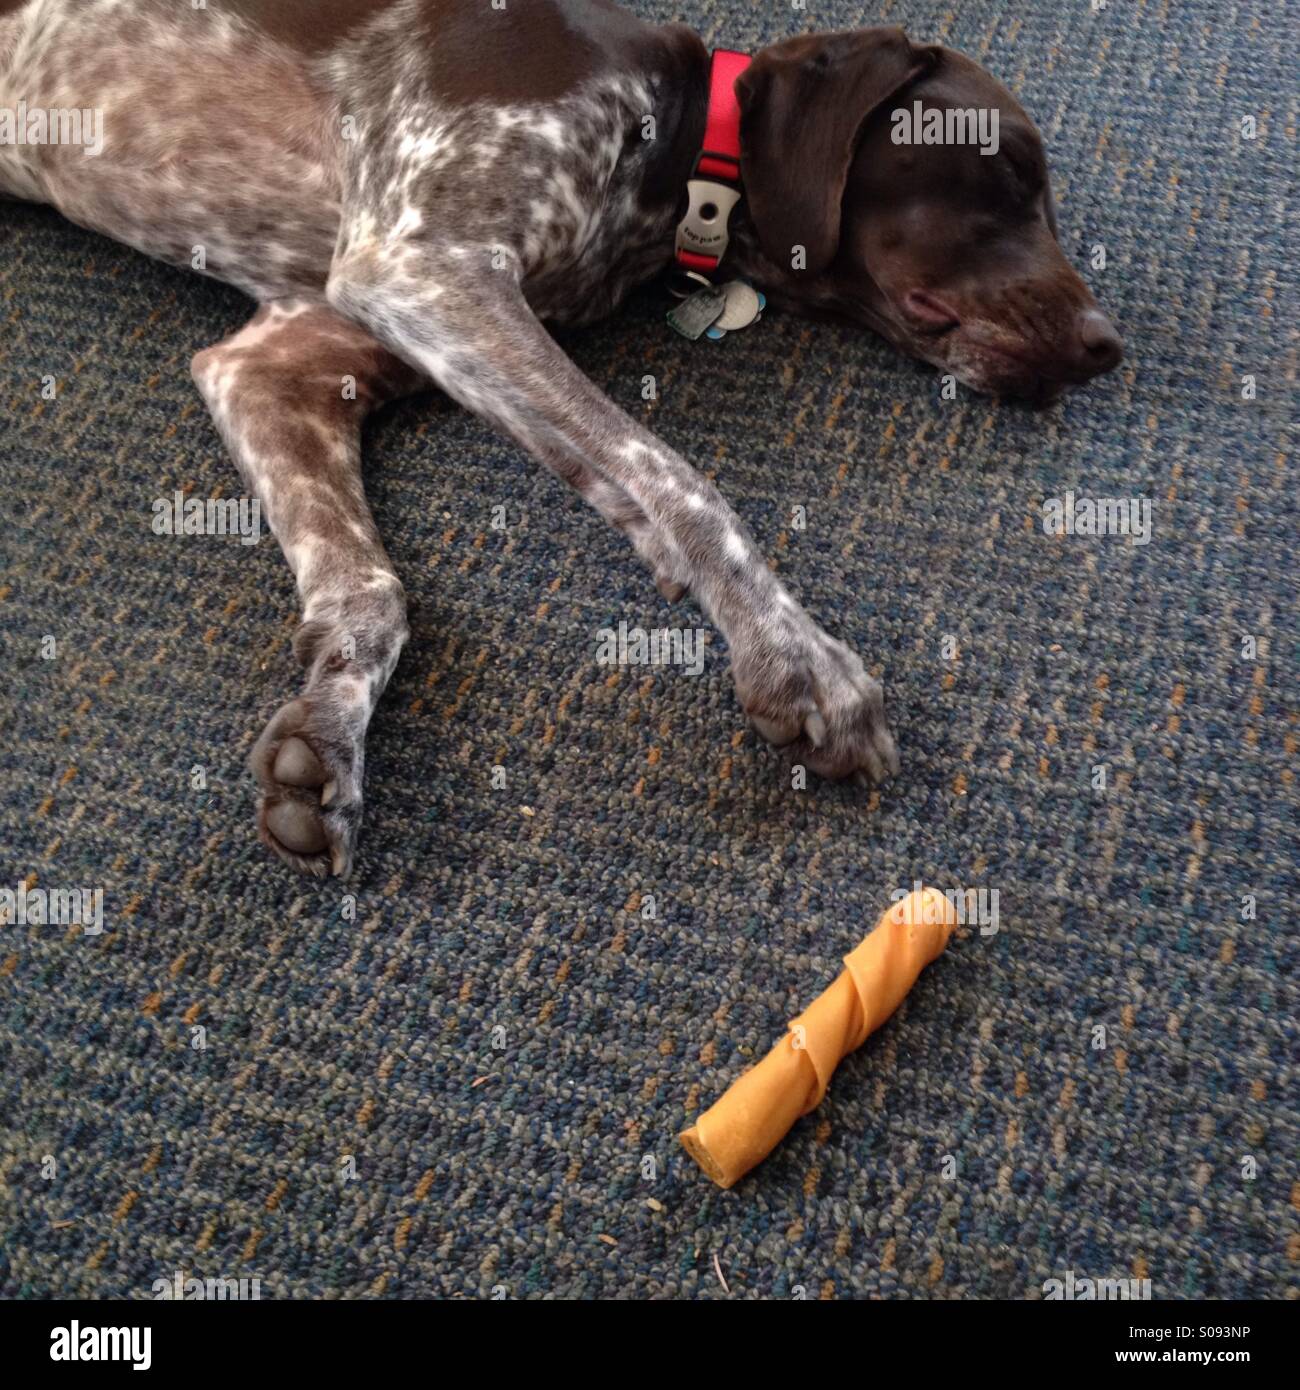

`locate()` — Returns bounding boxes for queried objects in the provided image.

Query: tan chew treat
[679,887,957,1189]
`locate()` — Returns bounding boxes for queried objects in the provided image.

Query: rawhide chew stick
[680,887,957,1189]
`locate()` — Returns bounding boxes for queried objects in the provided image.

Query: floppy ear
[737,27,940,275]
[1044,179,1061,242]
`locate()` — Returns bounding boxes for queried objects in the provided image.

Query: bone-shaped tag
[667,284,727,341]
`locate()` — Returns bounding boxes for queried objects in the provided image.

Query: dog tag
[705,281,765,339]
[667,284,727,341]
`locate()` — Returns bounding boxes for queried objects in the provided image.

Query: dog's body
[1,0,1120,876]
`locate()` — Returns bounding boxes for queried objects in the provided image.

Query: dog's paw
[732,622,899,784]
[250,697,365,878]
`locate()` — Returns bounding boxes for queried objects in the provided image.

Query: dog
[0,0,1122,878]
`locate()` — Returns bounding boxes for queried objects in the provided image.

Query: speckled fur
[1,0,897,876]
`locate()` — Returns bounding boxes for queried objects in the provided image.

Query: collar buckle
[674,177,742,276]
[672,49,750,282]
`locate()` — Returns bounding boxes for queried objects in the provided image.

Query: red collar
[695,48,750,183]
[674,49,750,279]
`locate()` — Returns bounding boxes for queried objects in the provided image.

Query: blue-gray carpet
[0,1,1296,1298]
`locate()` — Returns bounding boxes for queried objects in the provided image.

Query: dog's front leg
[192,298,423,877]
[330,249,898,783]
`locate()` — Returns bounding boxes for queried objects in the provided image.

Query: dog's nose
[1076,308,1123,375]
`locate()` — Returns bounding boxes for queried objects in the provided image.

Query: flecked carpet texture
[1,0,1296,1300]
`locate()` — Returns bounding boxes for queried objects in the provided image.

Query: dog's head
[731,28,1122,403]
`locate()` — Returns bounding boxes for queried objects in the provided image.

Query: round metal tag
[714,281,762,331]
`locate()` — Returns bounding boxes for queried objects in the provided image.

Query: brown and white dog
[0,0,1121,877]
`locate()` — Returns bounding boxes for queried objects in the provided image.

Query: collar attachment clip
[674,178,742,274]
[671,49,751,288]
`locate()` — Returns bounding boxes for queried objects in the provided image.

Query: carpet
[0,0,1295,1299]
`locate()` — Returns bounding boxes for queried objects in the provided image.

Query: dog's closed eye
[997,143,1046,195]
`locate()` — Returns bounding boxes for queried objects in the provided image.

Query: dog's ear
[737,28,940,276]
[1044,180,1061,242]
